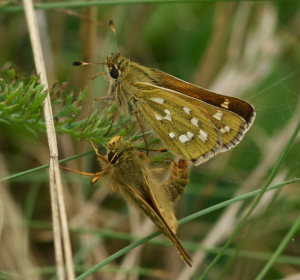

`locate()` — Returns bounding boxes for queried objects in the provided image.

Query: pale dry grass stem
[282,273,300,280]
[1,1,298,279]
[22,0,75,279]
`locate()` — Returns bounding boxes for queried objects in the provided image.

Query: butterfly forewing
[152,68,256,126]
[118,179,192,266]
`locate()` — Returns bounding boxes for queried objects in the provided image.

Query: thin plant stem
[1,0,264,13]
[22,0,75,279]
[74,177,300,279]
[0,131,152,183]
[0,151,92,183]
[198,118,300,280]
[255,214,300,280]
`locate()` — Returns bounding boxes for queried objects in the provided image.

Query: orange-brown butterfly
[62,136,192,266]
[101,53,255,165]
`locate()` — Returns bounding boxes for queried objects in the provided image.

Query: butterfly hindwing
[175,92,249,152]
[136,83,223,165]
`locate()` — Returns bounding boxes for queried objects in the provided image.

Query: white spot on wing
[183,107,191,114]
[220,125,231,134]
[213,110,223,121]
[191,117,199,127]
[224,125,231,132]
[154,113,163,120]
[164,109,172,121]
[179,134,189,143]
[164,109,171,115]
[151,97,165,104]
[187,131,194,139]
[154,110,172,121]
[169,132,175,139]
[221,99,230,109]
[198,129,208,142]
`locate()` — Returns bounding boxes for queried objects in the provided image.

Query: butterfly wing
[172,90,251,152]
[119,180,192,267]
[134,83,223,165]
[152,69,256,152]
[135,81,254,164]
[152,68,256,126]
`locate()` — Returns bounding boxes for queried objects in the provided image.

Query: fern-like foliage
[0,67,170,163]
[0,67,47,134]
[0,67,135,144]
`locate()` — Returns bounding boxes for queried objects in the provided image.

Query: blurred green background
[0,1,300,279]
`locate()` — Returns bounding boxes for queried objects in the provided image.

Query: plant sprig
[0,67,170,163]
[0,67,136,144]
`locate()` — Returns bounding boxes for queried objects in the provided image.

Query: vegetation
[0,1,299,279]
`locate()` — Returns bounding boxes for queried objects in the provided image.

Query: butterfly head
[106,136,131,164]
[105,53,130,80]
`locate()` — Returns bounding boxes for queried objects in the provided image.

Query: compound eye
[108,152,119,164]
[109,66,119,79]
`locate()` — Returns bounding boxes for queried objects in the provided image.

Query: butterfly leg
[103,109,118,137]
[92,94,117,137]
[79,95,114,137]
[61,165,109,185]
[90,72,108,81]
[60,165,98,176]
[93,95,114,102]
[87,139,108,162]
[138,147,168,153]
[88,140,119,173]
[90,169,110,184]
[133,111,149,154]
[91,95,114,118]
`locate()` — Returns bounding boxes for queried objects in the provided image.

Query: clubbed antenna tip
[73,61,86,66]
[73,61,105,66]
[109,19,117,35]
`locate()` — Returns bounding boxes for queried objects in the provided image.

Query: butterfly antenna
[109,19,120,52]
[72,60,107,81]
[72,61,105,66]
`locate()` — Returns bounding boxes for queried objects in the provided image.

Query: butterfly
[62,136,192,266]
[104,53,255,165]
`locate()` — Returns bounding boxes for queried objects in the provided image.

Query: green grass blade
[74,178,300,279]
[1,0,264,12]
[76,232,159,280]
[0,151,92,182]
[255,214,300,280]
[198,118,300,280]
